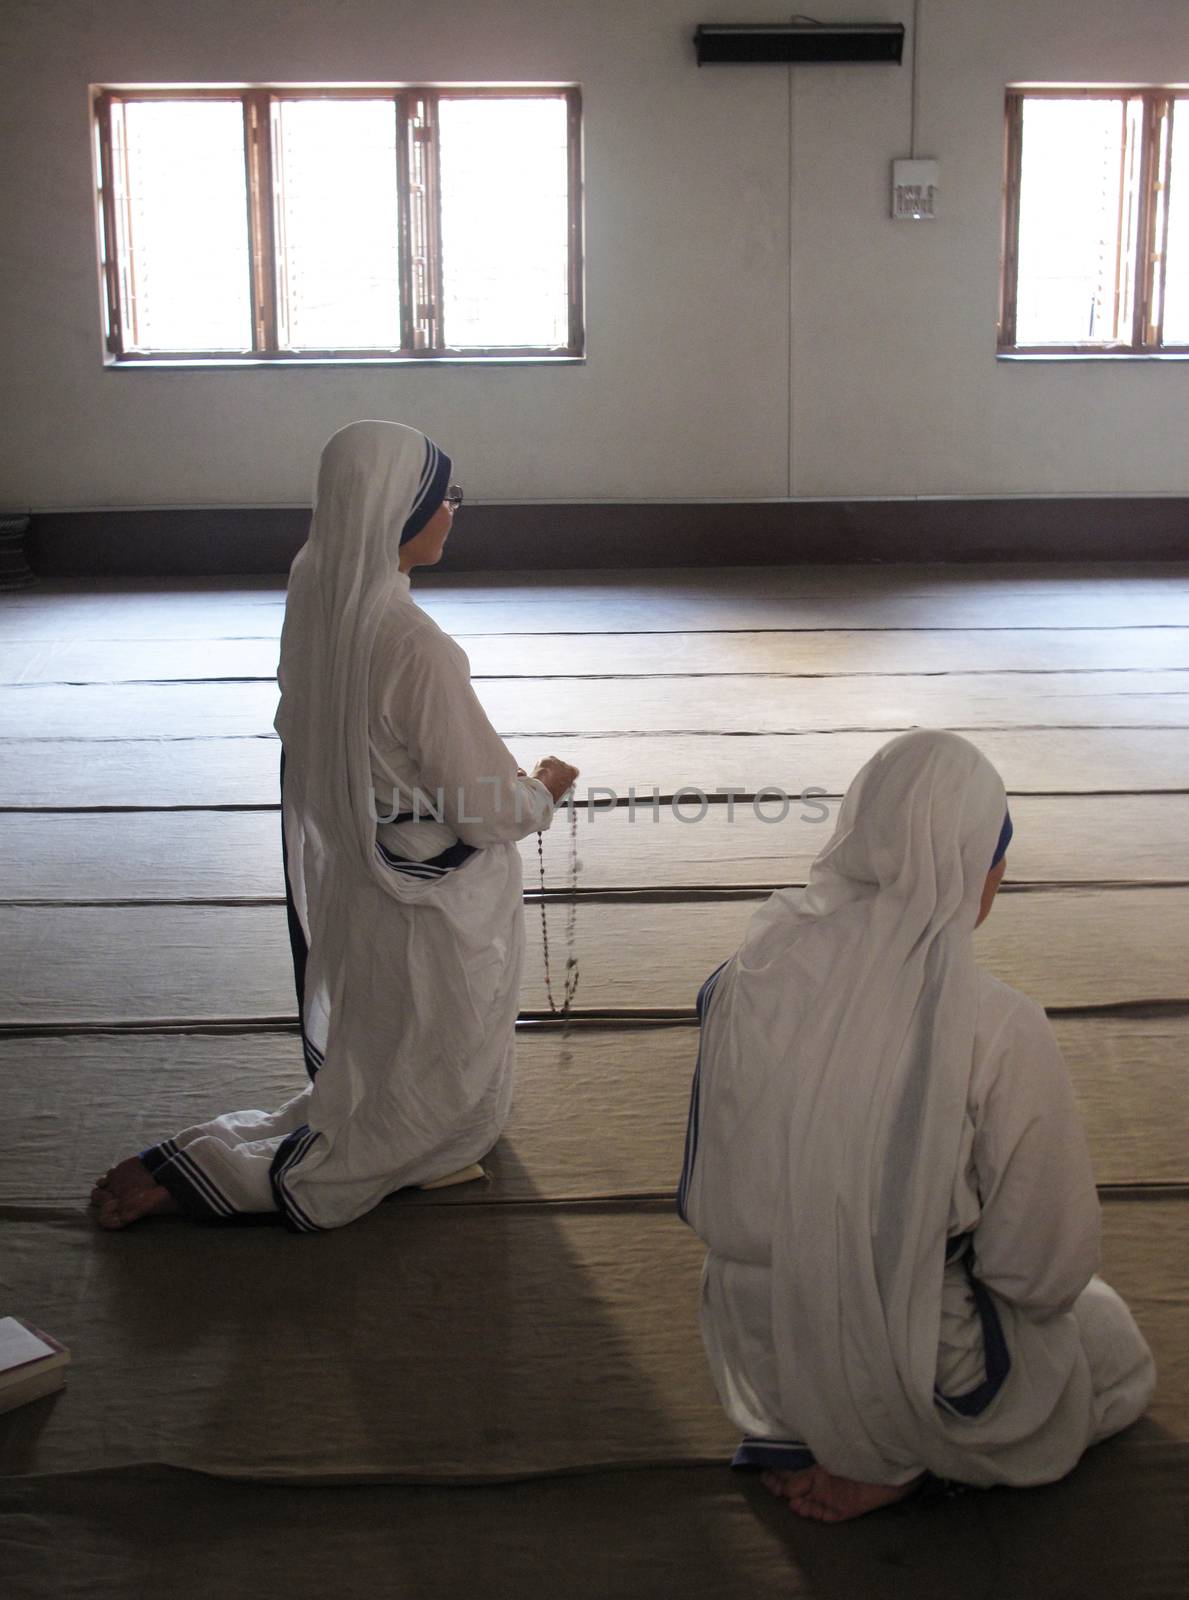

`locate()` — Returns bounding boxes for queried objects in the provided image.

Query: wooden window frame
[92,83,585,364]
[999,86,1186,356]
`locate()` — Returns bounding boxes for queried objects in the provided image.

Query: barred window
[93,85,583,363]
[999,88,1187,354]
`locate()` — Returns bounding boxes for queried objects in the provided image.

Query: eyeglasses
[444,484,464,512]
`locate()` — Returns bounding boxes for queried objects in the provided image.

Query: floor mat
[0,1019,1186,1219]
[0,1202,1184,1484]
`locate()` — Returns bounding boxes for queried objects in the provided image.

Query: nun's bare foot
[90,1157,178,1230]
[761,1467,816,1502]
[776,1464,922,1523]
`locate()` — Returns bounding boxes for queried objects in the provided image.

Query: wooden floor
[1,564,1187,1599]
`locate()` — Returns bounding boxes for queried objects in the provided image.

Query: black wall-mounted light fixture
[694,22,905,65]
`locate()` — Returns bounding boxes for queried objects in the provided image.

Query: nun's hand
[532,756,580,803]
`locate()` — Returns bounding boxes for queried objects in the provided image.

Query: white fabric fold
[165,419,556,1229]
[683,729,1154,1485]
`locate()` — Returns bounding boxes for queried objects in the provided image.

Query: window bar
[1107,98,1132,345]
[112,98,142,351]
[405,94,442,352]
[395,93,415,354]
[407,97,427,350]
[244,90,278,354]
[1129,94,1158,351]
[566,88,585,356]
[426,94,444,353]
[1145,96,1174,348]
[997,94,1023,348]
[270,98,294,352]
[94,94,124,356]
[428,96,448,353]
[92,116,111,348]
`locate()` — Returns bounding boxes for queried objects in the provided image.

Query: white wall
[1,0,1187,510]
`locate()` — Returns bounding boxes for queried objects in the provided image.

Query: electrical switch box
[892,159,939,220]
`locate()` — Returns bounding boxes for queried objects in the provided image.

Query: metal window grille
[92,84,585,363]
[999,87,1187,355]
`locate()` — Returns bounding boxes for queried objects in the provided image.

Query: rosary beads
[537,798,580,1043]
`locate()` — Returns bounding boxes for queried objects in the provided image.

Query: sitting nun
[678,729,1155,1522]
[93,420,578,1232]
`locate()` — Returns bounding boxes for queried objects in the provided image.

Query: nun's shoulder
[974,967,1053,1049]
[374,598,468,672]
[971,969,1078,1119]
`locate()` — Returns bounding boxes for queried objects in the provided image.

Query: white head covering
[274,420,454,915]
[265,423,538,1226]
[686,730,1018,1480]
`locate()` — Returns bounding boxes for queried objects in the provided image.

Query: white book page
[0,1317,56,1372]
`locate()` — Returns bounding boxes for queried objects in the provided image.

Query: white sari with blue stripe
[142,423,554,1231]
[680,731,1154,1487]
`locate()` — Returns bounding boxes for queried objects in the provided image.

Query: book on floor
[0,1316,70,1414]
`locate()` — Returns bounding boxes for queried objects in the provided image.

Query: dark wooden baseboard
[24,497,1189,575]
